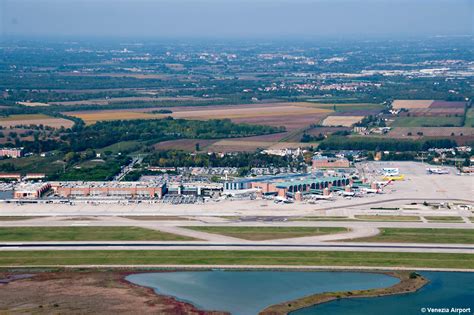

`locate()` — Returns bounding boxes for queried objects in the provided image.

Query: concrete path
[148,226,246,242]
[462,217,473,224]
[269,226,380,244]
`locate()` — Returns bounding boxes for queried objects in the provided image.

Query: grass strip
[0,227,196,241]
[351,228,474,244]
[184,226,347,240]
[0,250,472,269]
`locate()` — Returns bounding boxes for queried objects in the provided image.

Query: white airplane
[274,196,294,204]
[222,188,259,197]
[360,187,379,194]
[427,168,449,175]
[382,168,399,176]
[342,191,355,197]
[312,194,333,200]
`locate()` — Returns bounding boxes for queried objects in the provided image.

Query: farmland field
[392,100,434,109]
[207,139,306,152]
[153,132,294,152]
[388,127,474,138]
[64,103,385,131]
[0,154,65,175]
[403,108,465,116]
[465,107,474,127]
[65,102,334,129]
[321,115,364,127]
[390,116,463,127]
[66,111,163,125]
[306,102,384,113]
[0,114,74,128]
[50,96,219,106]
[16,101,49,107]
[165,102,332,130]
[154,139,218,152]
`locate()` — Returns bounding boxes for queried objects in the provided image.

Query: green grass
[184,226,347,241]
[0,114,51,121]
[424,216,464,223]
[306,102,383,113]
[0,250,472,269]
[0,154,65,175]
[0,227,196,241]
[354,215,421,222]
[96,140,143,155]
[391,116,463,127]
[351,228,474,244]
[464,107,474,127]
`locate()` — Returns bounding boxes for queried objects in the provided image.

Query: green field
[0,227,196,241]
[352,228,474,244]
[0,154,65,175]
[184,226,347,240]
[424,216,464,223]
[96,140,143,155]
[0,250,472,269]
[307,102,383,113]
[354,215,421,222]
[464,107,474,127]
[391,116,463,127]
[0,114,51,121]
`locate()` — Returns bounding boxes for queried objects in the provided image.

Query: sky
[1,0,473,39]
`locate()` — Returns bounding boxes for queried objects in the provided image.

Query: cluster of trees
[319,136,457,151]
[50,155,130,181]
[300,133,325,143]
[65,118,283,152]
[144,150,301,169]
[3,117,283,155]
[354,115,386,128]
[150,109,173,114]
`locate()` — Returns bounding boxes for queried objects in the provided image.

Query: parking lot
[162,195,203,204]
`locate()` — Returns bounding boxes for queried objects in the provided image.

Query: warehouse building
[312,155,350,169]
[13,182,51,199]
[50,181,167,199]
[224,173,306,191]
[0,147,23,158]
[250,176,350,197]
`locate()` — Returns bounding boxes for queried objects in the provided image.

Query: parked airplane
[382,174,405,181]
[360,188,379,194]
[274,196,294,204]
[312,194,334,200]
[382,167,399,176]
[427,168,449,175]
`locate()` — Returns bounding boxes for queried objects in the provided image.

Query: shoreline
[119,268,429,315]
[118,270,229,315]
[0,266,463,314]
[260,270,428,315]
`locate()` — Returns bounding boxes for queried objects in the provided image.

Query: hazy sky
[1,0,473,39]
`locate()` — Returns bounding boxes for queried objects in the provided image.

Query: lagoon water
[126,271,399,315]
[293,272,474,315]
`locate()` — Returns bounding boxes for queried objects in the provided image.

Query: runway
[2,241,473,253]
